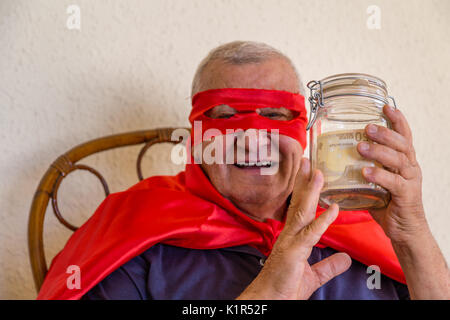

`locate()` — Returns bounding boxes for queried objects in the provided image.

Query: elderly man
[38,41,449,300]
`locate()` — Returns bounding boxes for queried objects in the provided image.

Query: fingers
[285,158,324,235]
[361,166,406,197]
[288,158,311,209]
[276,203,340,265]
[363,123,416,164]
[383,104,413,143]
[357,141,418,179]
[358,107,421,180]
[310,252,352,289]
[296,203,340,249]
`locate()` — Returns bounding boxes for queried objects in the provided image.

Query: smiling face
[195,58,304,222]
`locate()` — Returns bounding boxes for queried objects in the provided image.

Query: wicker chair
[27,127,189,292]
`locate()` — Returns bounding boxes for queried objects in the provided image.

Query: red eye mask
[189,88,308,149]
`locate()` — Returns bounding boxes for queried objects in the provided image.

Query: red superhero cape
[37,161,406,300]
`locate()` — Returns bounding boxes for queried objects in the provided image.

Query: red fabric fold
[37,88,405,300]
[37,162,405,300]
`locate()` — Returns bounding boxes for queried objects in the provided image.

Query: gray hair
[191,41,305,97]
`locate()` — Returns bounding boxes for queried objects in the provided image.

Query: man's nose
[234,129,271,147]
[233,129,273,162]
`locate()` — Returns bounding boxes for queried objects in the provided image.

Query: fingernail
[312,170,323,186]
[359,142,369,151]
[363,167,373,175]
[367,124,377,134]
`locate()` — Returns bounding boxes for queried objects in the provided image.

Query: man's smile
[234,160,273,168]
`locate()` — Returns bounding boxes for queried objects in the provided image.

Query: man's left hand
[357,104,427,244]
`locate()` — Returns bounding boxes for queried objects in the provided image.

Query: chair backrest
[28,127,189,292]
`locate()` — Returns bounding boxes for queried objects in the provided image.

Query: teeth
[236,161,272,167]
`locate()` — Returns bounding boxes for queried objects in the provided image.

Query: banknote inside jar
[316,128,389,210]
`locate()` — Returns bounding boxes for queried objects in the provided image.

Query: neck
[234,197,288,222]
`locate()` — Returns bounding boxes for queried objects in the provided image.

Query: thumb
[310,252,352,291]
[285,158,324,235]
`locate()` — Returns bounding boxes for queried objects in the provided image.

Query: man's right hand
[236,157,352,300]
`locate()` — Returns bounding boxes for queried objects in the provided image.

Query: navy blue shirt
[82,244,409,300]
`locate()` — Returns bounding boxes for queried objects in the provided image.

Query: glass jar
[307,73,397,210]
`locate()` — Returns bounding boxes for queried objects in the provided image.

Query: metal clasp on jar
[305,78,398,131]
[306,80,324,130]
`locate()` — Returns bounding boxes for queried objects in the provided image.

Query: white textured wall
[0,0,449,299]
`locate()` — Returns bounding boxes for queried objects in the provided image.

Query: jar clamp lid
[306,73,397,130]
